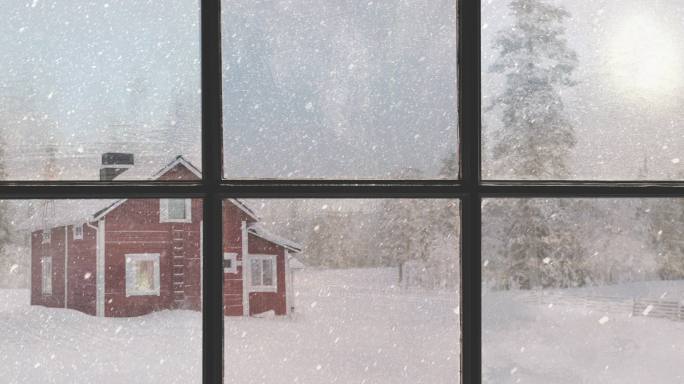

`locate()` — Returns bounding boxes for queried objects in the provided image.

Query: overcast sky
[0,0,458,180]
[1,1,682,180]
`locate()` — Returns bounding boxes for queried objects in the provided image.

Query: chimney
[100,152,134,181]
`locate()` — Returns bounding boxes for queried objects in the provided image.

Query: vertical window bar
[201,0,224,383]
[458,0,482,383]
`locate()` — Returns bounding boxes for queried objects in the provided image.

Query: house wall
[66,224,98,315]
[103,198,202,317]
[31,227,66,309]
[31,225,99,315]
[248,235,287,316]
[222,203,253,316]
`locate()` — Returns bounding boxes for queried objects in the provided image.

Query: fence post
[632,297,637,317]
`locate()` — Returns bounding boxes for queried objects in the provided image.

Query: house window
[125,253,161,297]
[160,199,192,223]
[41,231,51,244]
[73,224,83,240]
[250,255,277,291]
[41,257,52,295]
[223,252,237,273]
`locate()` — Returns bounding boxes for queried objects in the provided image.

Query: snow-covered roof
[23,155,258,230]
[112,155,202,181]
[20,199,119,231]
[247,223,302,253]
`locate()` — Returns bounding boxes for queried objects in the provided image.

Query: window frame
[125,253,161,297]
[1,1,682,383]
[160,198,192,223]
[248,254,277,292]
[223,252,237,274]
[73,224,83,240]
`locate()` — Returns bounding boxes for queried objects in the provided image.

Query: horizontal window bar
[3,181,684,198]
[215,184,468,198]
[220,179,463,186]
[0,183,205,199]
[481,182,684,197]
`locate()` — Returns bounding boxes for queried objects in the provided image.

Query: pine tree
[647,192,684,280]
[489,0,578,179]
[487,0,586,289]
[0,117,11,286]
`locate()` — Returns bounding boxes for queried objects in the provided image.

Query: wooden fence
[632,298,684,321]
[515,290,684,322]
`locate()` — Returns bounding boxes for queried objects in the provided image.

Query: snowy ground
[0,268,460,384]
[484,281,684,384]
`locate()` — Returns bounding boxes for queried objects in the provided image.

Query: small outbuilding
[28,153,301,317]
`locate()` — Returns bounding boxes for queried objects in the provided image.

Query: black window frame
[2,1,683,383]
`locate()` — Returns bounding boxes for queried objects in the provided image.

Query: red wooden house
[29,154,302,317]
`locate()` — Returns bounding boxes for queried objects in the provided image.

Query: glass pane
[250,259,261,286]
[221,1,458,179]
[134,260,155,292]
[482,1,684,180]
[0,2,200,180]
[261,259,273,286]
[0,199,202,383]
[483,198,684,382]
[223,199,460,383]
[168,199,187,220]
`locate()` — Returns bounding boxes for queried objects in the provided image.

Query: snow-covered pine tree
[377,198,435,285]
[647,192,684,280]
[489,0,577,178]
[0,110,11,286]
[487,0,588,289]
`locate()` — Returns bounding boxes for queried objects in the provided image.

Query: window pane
[250,259,261,286]
[482,1,684,180]
[223,199,460,383]
[168,199,187,220]
[0,199,201,383]
[136,260,155,291]
[483,198,684,382]
[261,259,273,286]
[0,2,200,180]
[221,1,458,179]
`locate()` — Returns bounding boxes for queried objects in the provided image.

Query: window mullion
[458,0,482,383]
[201,0,224,383]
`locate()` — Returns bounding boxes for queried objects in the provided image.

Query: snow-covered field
[0,268,460,384]
[484,281,684,384]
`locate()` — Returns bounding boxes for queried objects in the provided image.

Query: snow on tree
[376,192,459,287]
[647,195,684,280]
[0,96,13,286]
[486,0,594,289]
[488,0,578,179]
[249,198,459,288]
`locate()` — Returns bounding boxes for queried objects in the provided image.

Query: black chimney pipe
[100,152,134,181]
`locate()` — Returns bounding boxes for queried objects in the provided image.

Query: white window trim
[249,254,278,292]
[42,230,51,244]
[160,198,192,223]
[41,256,52,295]
[224,252,238,273]
[125,253,161,297]
[73,224,83,240]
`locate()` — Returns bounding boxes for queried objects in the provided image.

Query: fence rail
[514,291,684,322]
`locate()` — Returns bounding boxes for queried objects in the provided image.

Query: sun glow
[607,14,683,99]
